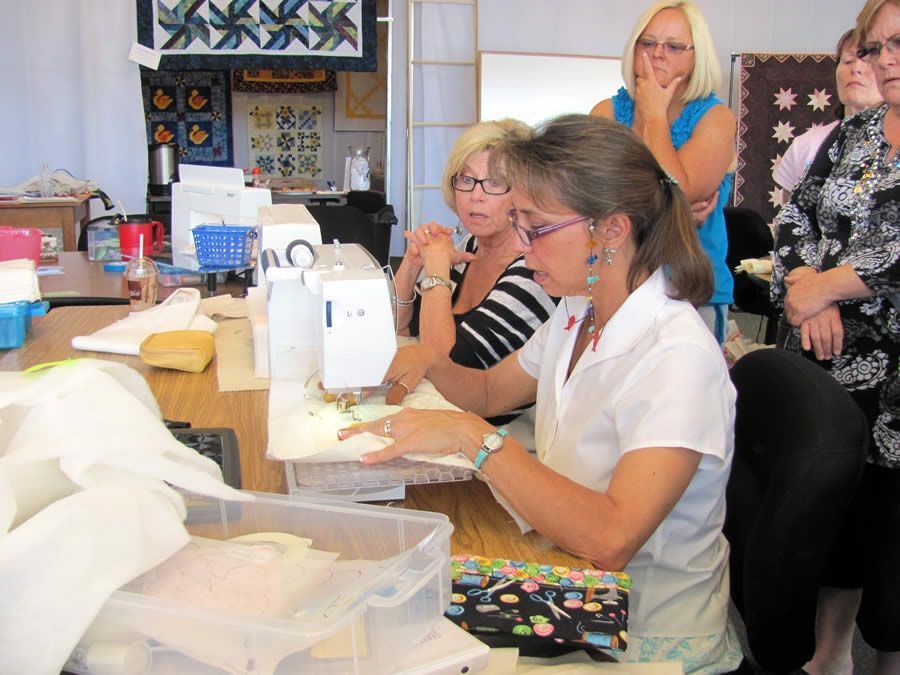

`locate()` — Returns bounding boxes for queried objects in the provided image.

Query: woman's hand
[337,408,488,464]
[690,190,718,226]
[633,52,683,123]
[799,304,844,360]
[382,343,438,405]
[784,268,834,325]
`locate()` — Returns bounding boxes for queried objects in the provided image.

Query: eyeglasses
[508,208,592,246]
[451,174,511,195]
[857,34,900,62]
[636,37,694,56]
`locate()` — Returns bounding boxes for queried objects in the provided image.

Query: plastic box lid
[65,490,453,675]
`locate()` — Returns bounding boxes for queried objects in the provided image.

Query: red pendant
[591,331,601,351]
[565,314,577,331]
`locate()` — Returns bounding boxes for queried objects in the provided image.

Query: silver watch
[420,275,452,291]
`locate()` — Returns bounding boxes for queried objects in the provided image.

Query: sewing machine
[171,165,271,271]
[261,240,396,391]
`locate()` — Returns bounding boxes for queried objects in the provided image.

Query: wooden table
[40,252,248,301]
[0,305,586,566]
[0,195,91,252]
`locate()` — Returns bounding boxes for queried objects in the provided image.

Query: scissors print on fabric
[529,590,572,620]
[466,576,517,602]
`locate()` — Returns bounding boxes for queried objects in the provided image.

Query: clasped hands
[784,266,843,360]
[402,222,475,269]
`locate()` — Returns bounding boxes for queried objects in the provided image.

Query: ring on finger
[396,381,410,395]
[383,417,392,437]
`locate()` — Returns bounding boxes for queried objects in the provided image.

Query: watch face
[483,431,505,451]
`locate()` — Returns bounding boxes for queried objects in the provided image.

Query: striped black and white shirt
[410,235,558,423]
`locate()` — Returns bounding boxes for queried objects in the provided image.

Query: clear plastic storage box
[64,491,453,675]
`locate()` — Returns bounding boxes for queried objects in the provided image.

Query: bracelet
[395,293,416,306]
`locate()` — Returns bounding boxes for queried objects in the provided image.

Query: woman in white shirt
[340,115,741,673]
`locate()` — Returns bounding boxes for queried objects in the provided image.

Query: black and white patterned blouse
[771,105,900,468]
[409,234,558,424]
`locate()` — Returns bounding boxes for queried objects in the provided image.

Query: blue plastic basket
[191,225,256,269]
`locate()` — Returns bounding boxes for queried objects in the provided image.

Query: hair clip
[659,171,678,187]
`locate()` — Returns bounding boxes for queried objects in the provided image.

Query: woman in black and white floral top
[771,2,900,672]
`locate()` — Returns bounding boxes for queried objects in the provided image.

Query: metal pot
[148,143,179,195]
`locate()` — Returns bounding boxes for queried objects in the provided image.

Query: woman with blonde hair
[592,0,736,343]
[342,115,743,673]
[390,119,556,423]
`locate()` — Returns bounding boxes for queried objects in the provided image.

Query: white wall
[0,0,863,253]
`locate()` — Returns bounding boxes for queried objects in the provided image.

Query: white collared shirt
[518,269,736,638]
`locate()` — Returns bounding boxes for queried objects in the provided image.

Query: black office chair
[725,349,869,673]
[724,207,779,343]
[306,204,396,268]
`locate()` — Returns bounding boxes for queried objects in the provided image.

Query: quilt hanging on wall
[232,69,337,93]
[248,100,324,178]
[141,69,234,167]
[136,0,376,71]
[735,52,839,223]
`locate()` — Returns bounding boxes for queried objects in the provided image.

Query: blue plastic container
[0,300,49,349]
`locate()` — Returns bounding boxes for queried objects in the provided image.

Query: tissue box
[0,300,48,349]
[65,491,452,675]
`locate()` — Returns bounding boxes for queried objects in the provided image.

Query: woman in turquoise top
[592,0,736,343]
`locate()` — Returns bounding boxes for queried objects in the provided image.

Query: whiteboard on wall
[478,51,624,127]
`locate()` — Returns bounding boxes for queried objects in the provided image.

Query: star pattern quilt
[136,0,377,71]
[248,100,323,178]
[735,53,839,223]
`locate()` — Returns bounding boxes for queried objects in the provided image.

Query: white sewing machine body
[171,165,272,271]
[264,242,396,391]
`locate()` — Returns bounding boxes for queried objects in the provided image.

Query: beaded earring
[564,222,601,351]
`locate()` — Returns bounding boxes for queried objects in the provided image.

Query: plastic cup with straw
[124,233,158,310]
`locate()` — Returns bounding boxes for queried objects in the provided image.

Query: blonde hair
[856,0,900,42]
[490,114,713,305]
[441,119,531,211]
[621,0,721,103]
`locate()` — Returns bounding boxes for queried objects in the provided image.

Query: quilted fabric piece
[136,0,376,71]
[141,69,234,167]
[735,53,838,223]
[248,101,323,178]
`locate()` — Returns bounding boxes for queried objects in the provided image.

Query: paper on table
[734,258,773,275]
[72,288,216,355]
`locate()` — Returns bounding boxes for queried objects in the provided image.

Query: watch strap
[474,428,508,471]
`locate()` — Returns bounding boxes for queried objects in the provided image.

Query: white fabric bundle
[0,258,41,304]
[0,358,250,675]
[71,288,217,355]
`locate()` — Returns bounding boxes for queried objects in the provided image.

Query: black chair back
[726,349,868,671]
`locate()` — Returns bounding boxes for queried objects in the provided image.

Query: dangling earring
[455,220,463,236]
[603,246,616,266]
[586,222,601,351]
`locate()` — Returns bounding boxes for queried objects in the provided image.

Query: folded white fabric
[71,287,217,355]
[267,376,473,469]
[0,258,41,304]
[0,359,250,675]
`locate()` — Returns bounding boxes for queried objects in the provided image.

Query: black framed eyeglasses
[857,34,900,62]
[451,174,511,195]
[508,208,592,246]
[636,37,694,55]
